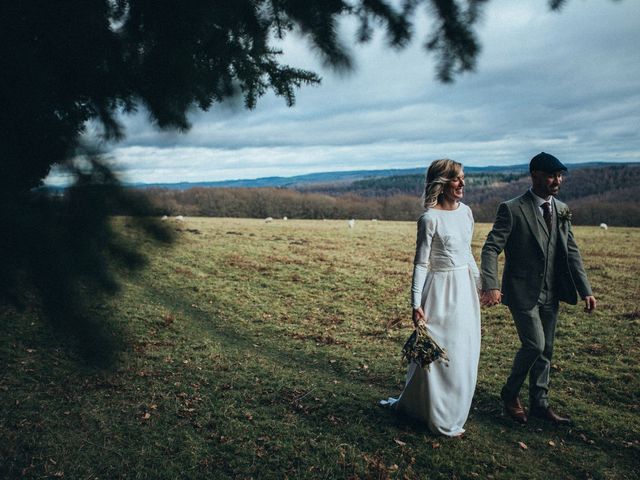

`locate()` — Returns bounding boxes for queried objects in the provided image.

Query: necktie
[542,202,552,231]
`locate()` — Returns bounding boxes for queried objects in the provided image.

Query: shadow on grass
[156,281,640,474]
[68,229,636,479]
[469,383,639,475]
[0,158,174,367]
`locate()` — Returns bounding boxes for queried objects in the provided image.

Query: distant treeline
[137,165,640,226]
[140,187,424,221]
[299,172,525,198]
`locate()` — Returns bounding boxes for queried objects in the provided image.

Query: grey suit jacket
[481,191,592,310]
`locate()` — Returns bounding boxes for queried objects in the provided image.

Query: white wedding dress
[381,203,481,436]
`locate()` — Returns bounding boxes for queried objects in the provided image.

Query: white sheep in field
[161,215,168,221]
[175,215,185,222]
[347,219,355,229]
[265,217,273,223]
[283,216,288,221]
[599,223,608,230]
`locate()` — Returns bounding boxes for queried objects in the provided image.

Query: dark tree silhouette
[0,0,581,363]
[0,0,584,193]
[0,0,498,193]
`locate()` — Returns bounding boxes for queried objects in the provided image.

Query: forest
[137,164,640,226]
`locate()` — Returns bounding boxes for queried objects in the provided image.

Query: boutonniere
[557,208,572,225]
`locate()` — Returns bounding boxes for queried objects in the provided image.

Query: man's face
[531,170,563,198]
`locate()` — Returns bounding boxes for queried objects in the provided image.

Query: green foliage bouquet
[401,323,449,370]
[558,208,573,225]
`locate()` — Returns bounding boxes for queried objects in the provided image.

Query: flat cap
[529,152,567,173]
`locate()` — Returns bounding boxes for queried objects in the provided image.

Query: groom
[480,152,596,425]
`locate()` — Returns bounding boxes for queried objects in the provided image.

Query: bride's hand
[412,307,425,327]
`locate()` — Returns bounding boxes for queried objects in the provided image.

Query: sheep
[265,217,273,223]
[599,223,608,230]
[175,215,185,222]
[283,216,288,221]
[161,215,168,221]
[347,219,355,229]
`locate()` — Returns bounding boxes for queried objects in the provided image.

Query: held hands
[412,307,426,327]
[478,291,596,311]
[480,289,502,307]
[584,295,597,313]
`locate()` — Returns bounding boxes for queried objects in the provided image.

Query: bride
[381,159,481,437]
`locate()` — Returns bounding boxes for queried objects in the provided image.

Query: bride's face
[443,171,465,202]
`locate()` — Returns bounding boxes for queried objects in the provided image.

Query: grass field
[1,217,638,479]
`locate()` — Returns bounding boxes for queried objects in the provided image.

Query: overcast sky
[50,0,640,184]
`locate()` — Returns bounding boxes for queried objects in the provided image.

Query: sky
[49,0,640,184]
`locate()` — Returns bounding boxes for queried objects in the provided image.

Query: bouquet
[401,323,449,370]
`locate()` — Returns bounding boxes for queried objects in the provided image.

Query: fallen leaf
[431,442,440,449]
[394,439,407,447]
[518,441,528,450]
[142,412,151,420]
[548,440,556,447]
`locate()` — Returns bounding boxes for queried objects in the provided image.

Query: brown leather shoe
[530,406,571,425]
[503,397,528,424]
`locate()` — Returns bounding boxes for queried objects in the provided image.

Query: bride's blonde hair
[422,159,463,209]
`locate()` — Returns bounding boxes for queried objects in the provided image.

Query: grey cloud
[48,0,640,185]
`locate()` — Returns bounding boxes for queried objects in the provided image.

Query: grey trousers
[501,302,559,408]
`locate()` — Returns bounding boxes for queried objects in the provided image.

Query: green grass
[1,218,638,479]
